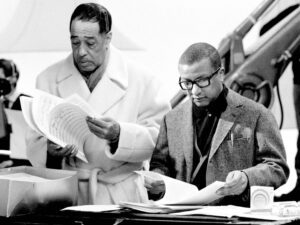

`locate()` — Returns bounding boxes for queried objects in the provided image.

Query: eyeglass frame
[178,67,221,90]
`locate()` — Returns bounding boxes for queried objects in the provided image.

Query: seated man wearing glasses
[147,42,289,206]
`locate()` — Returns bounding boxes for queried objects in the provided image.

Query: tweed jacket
[150,89,289,204]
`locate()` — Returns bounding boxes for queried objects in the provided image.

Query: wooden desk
[0,210,296,225]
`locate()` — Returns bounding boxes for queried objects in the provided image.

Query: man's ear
[219,67,225,81]
[105,31,112,46]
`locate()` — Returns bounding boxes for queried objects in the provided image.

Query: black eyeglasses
[179,67,221,90]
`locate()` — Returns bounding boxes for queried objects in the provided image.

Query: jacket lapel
[209,90,243,161]
[175,100,194,182]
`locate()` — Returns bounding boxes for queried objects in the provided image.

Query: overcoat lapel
[88,75,125,115]
[57,55,90,100]
[90,47,128,114]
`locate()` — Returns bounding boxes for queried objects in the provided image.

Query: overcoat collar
[56,45,128,115]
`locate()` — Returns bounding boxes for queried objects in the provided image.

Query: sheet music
[20,90,91,162]
[20,94,65,149]
[48,103,91,161]
[65,94,97,117]
[20,96,43,135]
[31,89,63,139]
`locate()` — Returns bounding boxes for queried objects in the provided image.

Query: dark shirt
[0,94,32,166]
[191,86,228,190]
[0,94,30,150]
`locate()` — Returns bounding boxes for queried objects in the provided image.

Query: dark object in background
[0,59,31,167]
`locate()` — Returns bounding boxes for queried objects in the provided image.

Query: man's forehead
[70,20,100,36]
[179,61,212,73]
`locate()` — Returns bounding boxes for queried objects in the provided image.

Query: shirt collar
[5,89,19,103]
[193,85,228,118]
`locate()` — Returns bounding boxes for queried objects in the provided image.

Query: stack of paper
[119,202,203,214]
[62,205,121,213]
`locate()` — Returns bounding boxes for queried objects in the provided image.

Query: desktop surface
[0,209,297,225]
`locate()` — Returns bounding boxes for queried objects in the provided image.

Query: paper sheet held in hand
[20,90,98,163]
[136,170,225,205]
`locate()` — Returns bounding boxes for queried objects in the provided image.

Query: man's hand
[216,170,248,196]
[86,116,120,143]
[144,176,166,196]
[47,140,78,158]
[0,160,13,168]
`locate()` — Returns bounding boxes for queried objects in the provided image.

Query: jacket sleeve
[242,107,290,188]
[26,128,48,167]
[105,77,171,163]
[149,116,172,176]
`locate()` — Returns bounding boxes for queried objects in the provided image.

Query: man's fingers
[225,171,235,182]
[86,116,107,128]
[101,117,113,122]
[217,171,244,196]
[87,123,105,138]
[53,145,76,157]
[144,183,152,190]
[87,121,103,132]
[59,146,71,155]
[69,146,78,157]
[0,160,13,168]
[225,171,241,187]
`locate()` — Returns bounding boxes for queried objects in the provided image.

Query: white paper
[120,201,203,213]
[65,94,97,117]
[171,181,225,205]
[31,89,63,139]
[136,171,225,205]
[19,96,43,135]
[48,103,91,161]
[20,90,100,163]
[62,205,120,212]
[173,205,250,217]
[173,205,298,221]
[235,211,298,221]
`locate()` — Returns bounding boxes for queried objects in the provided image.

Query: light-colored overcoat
[26,46,171,205]
[151,89,289,204]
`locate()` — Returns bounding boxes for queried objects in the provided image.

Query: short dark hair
[0,59,19,79]
[70,3,112,34]
[179,42,221,70]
